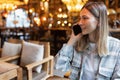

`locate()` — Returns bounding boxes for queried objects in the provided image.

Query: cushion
[20,41,44,73]
[1,42,22,57]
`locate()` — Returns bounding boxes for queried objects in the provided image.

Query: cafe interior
[0,0,120,80]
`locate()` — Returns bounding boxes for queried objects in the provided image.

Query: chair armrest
[0,55,20,62]
[25,56,54,80]
[25,56,54,70]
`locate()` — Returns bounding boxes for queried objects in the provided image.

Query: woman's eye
[78,17,89,20]
[82,17,89,19]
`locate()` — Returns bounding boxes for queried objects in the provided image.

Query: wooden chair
[0,38,54,80]
[0,61,22,80]
[0,38,22,62]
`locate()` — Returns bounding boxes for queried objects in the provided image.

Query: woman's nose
[78,19,83,26]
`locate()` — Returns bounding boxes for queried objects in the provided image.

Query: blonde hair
[76,2,109,56]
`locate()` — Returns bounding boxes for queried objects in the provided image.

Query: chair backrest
[0,38,23,63]
[39,42,50,58]
[7,38,22,44]
[8,38,23,56]
[7,39,50,58]
[28,41,50,58]
[28,40,51,72]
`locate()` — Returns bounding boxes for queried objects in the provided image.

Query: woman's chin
[82,32,87,35]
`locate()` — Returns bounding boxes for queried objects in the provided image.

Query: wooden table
[46,75,69,80]
[0,61,22,80]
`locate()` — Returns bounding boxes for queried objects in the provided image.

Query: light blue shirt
[55,36,120,80]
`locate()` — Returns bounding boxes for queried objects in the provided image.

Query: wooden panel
[0,69,17,80]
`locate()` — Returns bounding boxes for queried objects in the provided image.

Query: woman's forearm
[55,44,74,71]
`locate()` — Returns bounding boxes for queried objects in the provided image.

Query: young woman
[55,1,120,80]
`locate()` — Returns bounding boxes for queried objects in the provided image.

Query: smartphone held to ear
[72,24,82,35]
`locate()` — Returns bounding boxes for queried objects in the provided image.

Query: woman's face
[78,8,98,35]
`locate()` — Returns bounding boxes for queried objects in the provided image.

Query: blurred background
[0,0,120,56]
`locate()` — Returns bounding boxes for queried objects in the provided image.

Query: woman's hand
[67,30,82,46]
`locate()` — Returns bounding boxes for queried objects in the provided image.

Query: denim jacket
[55,37,120,80]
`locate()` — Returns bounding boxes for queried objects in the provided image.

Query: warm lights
[57,13,68,18]
[64,20,67,24]
[62,23,65,26]
[57,21,61,24]
[48,23,52,28]
[68,23,72,26]
[42,16,47,21]
[58,8,62,12]
[0,0,24,10]
[0,3,17,10]
[29,8,34,13]
[34,17,41,26]
[44,1,48,12]
[40,1,49,13]
[61,0,88,12]
[24,0,29,4]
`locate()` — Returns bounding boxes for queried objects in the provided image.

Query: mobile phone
[72,24,82,35]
